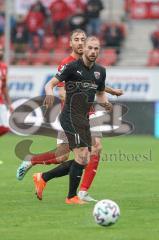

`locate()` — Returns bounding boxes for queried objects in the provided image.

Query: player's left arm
[96,91,113,112]
[96,68,113,112]
[105,86,123,96]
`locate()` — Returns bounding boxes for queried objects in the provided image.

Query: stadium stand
[8,0,159,67]
[1,0,126,66]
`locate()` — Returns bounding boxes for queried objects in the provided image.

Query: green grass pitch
[0,134,159,240]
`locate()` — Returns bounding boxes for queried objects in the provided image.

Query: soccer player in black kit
[33,36,112,204]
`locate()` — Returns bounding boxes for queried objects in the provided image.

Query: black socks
[42,160,85,199]
[67,161,85,199]
[42,160,73,182]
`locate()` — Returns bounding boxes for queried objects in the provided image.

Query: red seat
[52,49,68,65]
[147,49,159,66]
[56,36,70,50]
[32,35,41,50]
[28,49,52,65]
[16,58,29,65]
[43,35,55,51]
[98,48,117,66]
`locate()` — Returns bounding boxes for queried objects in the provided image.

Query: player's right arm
[56,63,67,102]
[44,77,60,108]
[44,64,71,107]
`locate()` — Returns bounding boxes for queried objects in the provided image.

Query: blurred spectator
[124,0,131,19]
[0,12,4,36]
[10,16,17,30]
[49,0,71,39]
[103,23,124,54]
[151,26,159,49]
[11,15,28,53]
[0,0,4,12]
[67,0,87,13]
[31,0,49,18]
[25,3,45,49]
[85,0,104,36]
[68,8,88,32]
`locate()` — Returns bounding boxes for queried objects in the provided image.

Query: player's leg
[33,144,89,203]
[31,143,70,165]
[33,146,89,203]
[78,111,103,201]
[65,124,92,204]
[16,143,70,180]
[65,146,90,204]
[31,130,72,200]
[33,126,91,204]
[16,129,70,180]
[16,142,70,180]
[0,104,9,136]
[78,137,102,202]
[0,126,9,136]
[33,159,73,200]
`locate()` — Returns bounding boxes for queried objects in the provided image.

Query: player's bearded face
[84,40,100,62]
[70,33,86,55]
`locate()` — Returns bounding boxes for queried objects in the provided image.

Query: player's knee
[75,147,90,165]
[92,142,102,155]
[57,153,69,163]
[62,152,70,161]
[55,144,70,163]
[97,142,102,153]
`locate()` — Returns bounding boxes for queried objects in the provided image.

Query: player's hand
[99,101,113,112]
[43,95,54,108]
[105,101,113,112]
[112,89,123,96]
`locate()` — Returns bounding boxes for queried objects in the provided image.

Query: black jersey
[55,58,106,125]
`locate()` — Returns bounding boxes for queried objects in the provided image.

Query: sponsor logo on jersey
[77,70,82,76]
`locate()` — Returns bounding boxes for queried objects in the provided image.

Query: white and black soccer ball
[93,199,120,226]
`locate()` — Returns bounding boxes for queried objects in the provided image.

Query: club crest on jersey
[57,64,67,76]
[94,71,100,80]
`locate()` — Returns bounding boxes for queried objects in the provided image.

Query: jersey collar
[80,58,95,70]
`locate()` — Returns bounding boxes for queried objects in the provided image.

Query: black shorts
[60,114,92,151]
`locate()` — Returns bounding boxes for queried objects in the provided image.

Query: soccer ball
[93,199,120,226]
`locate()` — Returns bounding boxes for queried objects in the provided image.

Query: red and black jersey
[57,55,76,87]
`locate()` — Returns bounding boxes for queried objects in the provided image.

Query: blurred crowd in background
[0,0,126,66]
[0,0,159,67]
[149,24,159,66]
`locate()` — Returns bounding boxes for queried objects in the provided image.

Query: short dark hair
[84,36,100,45]
[70,29,87,40]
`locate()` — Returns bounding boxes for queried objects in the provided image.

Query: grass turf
[0,134,159,240]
